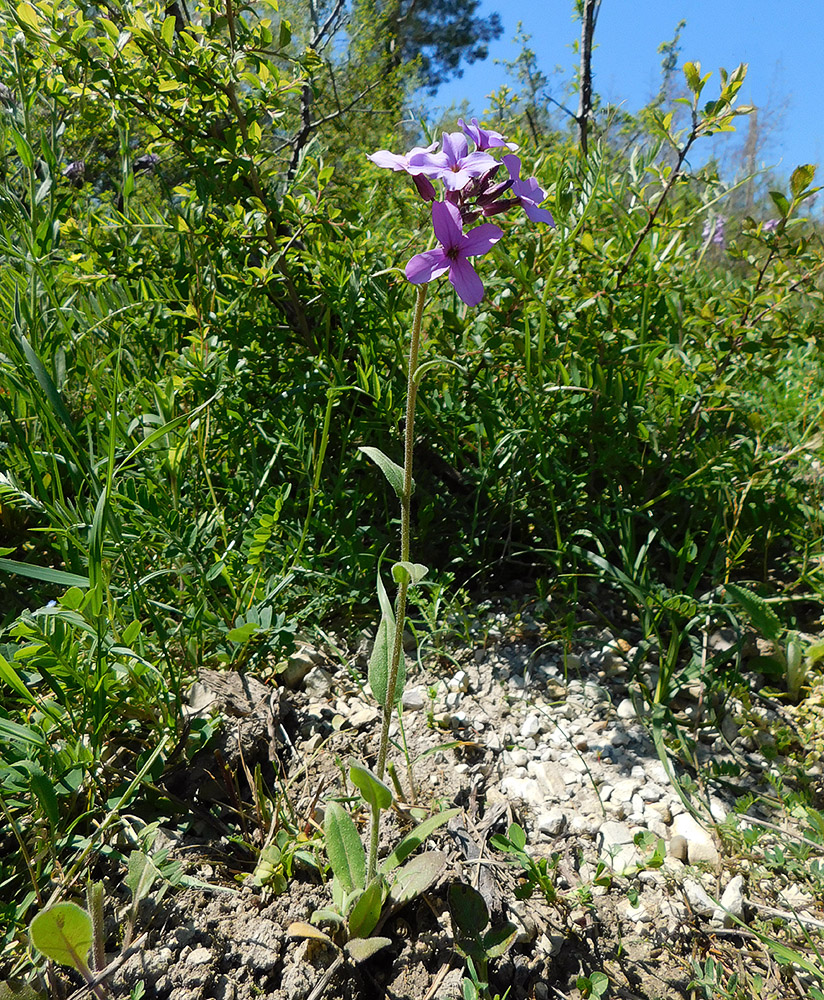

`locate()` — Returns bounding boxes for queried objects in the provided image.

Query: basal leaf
[29,903,93,971]
[324,801,365,895]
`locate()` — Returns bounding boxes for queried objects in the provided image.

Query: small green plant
[448,882,517,1000]
[576,970,609,999]
[289,762,457,962]
[489,822,561,904]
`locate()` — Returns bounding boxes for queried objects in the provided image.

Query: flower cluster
[369,119,554,306]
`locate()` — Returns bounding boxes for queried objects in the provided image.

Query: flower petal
[502,154,522,181]
[431,200,463,249]
[447,257,485,306]
[368,150,410,171]
[461,222,503,257]
[405,248,449,284]
[441,131,468,165]
[523,202,555,226]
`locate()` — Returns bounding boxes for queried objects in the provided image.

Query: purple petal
[461,222,503,257]
[440,167,475,192]
[441,131,469,165]
[460,151,499,175]
[503,154,522,181]
[523,203,555,226]
[431,200,463,250]
[405,248,449,284]
[368,150,410,171]
[447,257,485,306]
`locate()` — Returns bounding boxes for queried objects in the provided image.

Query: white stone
[499,776,544,809]
[610,777,640,804]
[402,687,427,711]
[186,947,212,966]
[616,698,637,719]
[527,760,568,799]
[520,712,542,739]
[684,878,716,917]
[714,874,745,927]
[537,808,568,836]
[448,670,471,693]
[672,813,719,865]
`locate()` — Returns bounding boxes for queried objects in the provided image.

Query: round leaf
[29,903,93,971]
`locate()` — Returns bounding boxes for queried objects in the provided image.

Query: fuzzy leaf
[347,877,386,939]
[345,936,392,962]
[349,761,392,812]
[324,801,365,895]
[790,164,816,200]
[449,882,489,936]
[388,851,447,906]
[724,582,783,642]
[368,571,403,707]
[358,446,411,498]
[392,561,428,586]
[380,807,459,875]
[29,903,93,971]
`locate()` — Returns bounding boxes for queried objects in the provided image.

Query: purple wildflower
[458,117,518,152]
[410,132,498,192]
[502,155,554,225]
[405,200,502,306]
[367,142,439,200]
[702,216,726,247]
[762,219,779,232]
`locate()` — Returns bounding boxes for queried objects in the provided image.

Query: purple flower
[702,216,726,247]
[502,155,554,225]
[762,218,779,232]
[367,142,439,200]
[410,132,498,192]
[458,117,518,152]
[405,201,502,306]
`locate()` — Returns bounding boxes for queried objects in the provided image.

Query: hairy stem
[376,283,426,782]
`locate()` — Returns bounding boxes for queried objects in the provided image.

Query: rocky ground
[44,603,824,1000]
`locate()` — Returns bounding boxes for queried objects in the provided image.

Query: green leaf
[380,807,459,874]
[161,14,176,46]
[769,190,791,218]
[387,851,447,906]
[23,762,59,831]
[683,61,701,94]
[16,2,40,27]
[345,936,391,962]
[226,622,260,643]
[29,903,93,971]
[358,446,411,499]
[347,877,386,939]
[368,571,403,707]
[0,649,37,704]
[391,562,428,587]
[349,762,392,812]
[0,981,48,1000]
[507,823,527,850]
[448,882,489,936]
[482,921,518,959]
[0,558,89,589]
[324,801,365,895]
[125,850,162,905]
[790,163,816,199]
[724,582,784,642]
[20,337,77,437]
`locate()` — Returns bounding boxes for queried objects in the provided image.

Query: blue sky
[431,1,822,180]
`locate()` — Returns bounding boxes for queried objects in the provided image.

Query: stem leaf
[358,446,413,498]
[368,571,404,706]
[349,761,392,812]
[392,561,428,586]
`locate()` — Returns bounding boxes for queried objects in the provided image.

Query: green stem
[376,283,426,782]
